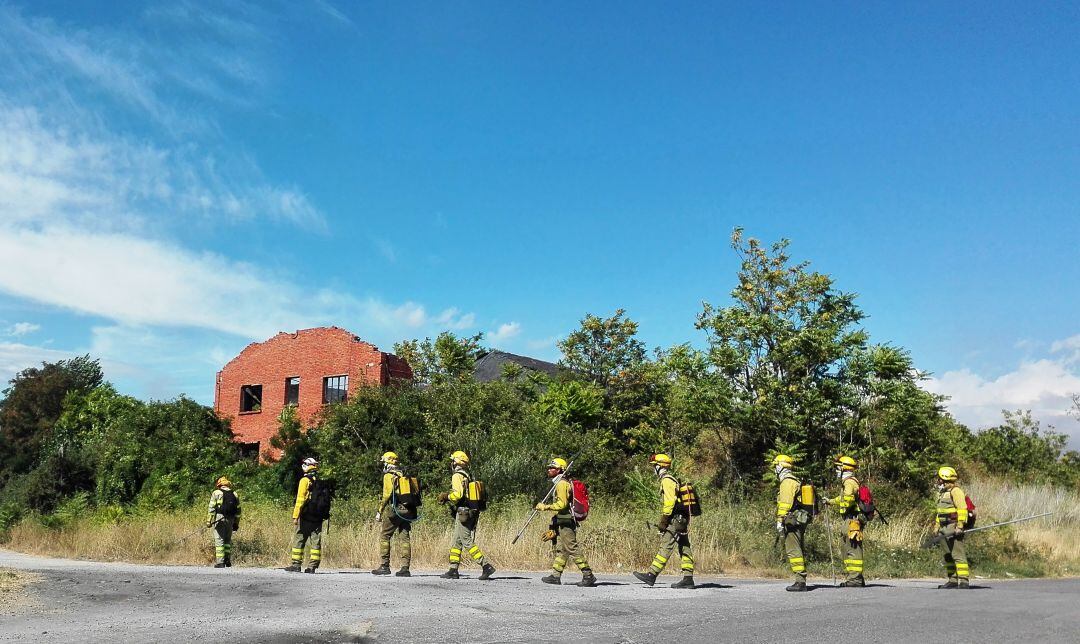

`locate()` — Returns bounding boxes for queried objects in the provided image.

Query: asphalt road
[2,550,1078,643]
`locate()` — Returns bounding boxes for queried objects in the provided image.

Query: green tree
[394,332,486,384]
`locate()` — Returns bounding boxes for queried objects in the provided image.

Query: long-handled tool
[822,507,837,586]
[511,455,578,545]
[921,512,1053,548]
[171,519,220,547]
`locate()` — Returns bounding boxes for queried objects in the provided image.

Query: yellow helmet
[772,454,794,468]
[214,476,231,488]
[450,450,470,466]
[649,453,672,467]
[381,451,399,465]
[937,466,958,482]
[547,457,568,471]
[835,455,857,471]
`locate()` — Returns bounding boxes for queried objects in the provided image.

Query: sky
[1,1,1078,443]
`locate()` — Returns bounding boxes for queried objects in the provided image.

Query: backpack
[218,489,239,518]
[466,480,488,511]
[676,481,702,517]
[964,495,977,529]
[856,483,877,520]
[787,479,815,526]
[570,479,590,522]
[301,478,333,521]
[393,475,423,510]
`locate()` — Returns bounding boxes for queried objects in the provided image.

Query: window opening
[323,375,348,404]
[240,384,263,413]
[285,376,300,406]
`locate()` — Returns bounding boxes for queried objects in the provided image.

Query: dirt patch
[0,567,41,614]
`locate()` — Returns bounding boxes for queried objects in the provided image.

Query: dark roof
[474,350,562,382]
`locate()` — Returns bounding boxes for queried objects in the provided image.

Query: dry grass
[3,477,1076,577]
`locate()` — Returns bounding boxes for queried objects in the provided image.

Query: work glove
[535,503,547,511]
[658,515,671,533]
[437,492,450,504]
[954,526,964,536]
[541,529,556,542]
[775,521,784,534]
[374,512,382,522]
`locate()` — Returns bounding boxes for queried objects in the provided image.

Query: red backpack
[570,479,590,521]
[964,495,977,529]
[856,483,876,519]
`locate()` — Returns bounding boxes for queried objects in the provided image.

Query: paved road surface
[2,550,1078,643]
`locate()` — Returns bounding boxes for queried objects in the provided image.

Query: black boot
[370,564,391,575]
[576,570,597,587]
[957,579,970,589]
[303,566,318,574]
[541,574,561,585]
[633,571,657,587]
[785,581,808,592]
[671,575,695,589]
[479,564,496,581]
[440,568,460,579]
[224,557,232,568]
[214,562,227,569]
[285,563,302,573]
[395,568,411,577]
[839,575,865,588]
[938,580,958,589]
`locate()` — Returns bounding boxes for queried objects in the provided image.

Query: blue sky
[1,2,1078,442]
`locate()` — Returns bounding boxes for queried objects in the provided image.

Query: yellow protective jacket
[828,476,860,516]
[539,478,573,521]
[776,475,800,519]
[659,474,679,517]
[936,485,968,528]
[378,470,401,513]
[207,487,240,524]
[292,474,314,520]
[448,469,469,507]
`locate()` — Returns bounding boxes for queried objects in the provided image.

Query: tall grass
[3,478,1075,578]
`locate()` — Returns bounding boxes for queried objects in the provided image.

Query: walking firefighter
[535,457,596,587]
[633,453,697,589]
[436,451,496,581]
[371,451,417,577]
[773,454,813,592]
[934,466,971,589]
[287,457,331,573]
[824,455,866,587]
[207,476,241,568]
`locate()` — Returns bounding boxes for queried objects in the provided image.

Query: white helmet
[301,457,319,473]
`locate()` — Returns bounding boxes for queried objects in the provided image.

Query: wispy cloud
[5,322,40,337]
[488,322,522,345]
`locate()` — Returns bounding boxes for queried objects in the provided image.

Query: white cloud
[925,355,1080,444]
[0,342,75,384]
[434,308,476,331]
[487,322,522,345]
[6,322,40,337]
[1050,334,1080,365]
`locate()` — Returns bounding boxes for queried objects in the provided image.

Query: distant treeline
[2,231,1077,530]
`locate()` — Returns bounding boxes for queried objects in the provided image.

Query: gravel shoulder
[1,549,1078,643]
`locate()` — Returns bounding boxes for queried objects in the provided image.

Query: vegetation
[1,230,1077,576]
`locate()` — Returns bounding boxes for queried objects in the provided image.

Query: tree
[0,356,103,486]
[394,332,486,384]
[558,309,646,391]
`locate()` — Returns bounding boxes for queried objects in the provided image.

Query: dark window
[240,384,262,413]
[284,376,300,406]
[323,375,348,404]
[238,442,260,460]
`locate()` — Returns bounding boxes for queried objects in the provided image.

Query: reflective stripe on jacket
[936,486,968,527]
[776,475,800,519]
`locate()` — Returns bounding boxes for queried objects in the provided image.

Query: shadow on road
[693,583,733,589]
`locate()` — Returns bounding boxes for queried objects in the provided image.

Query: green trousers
[379,514,411,568]
[938,524,968,581]
[212,520,233,564]
[550,523,591,577]
[784,525,807,582]
[291,521,323,567]
[843,516,864,580]
[449,509,486,569]
[649,515,694,575]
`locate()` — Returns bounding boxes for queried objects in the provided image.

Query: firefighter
[535,457,596,587]
[287,457,323,573]
[436,451,496,581]
[825,455,865,587]
[371,452,412,577]
[935,466,970,589]
[207,476,241,568]
[774,454,809,592]
[633,453,695,589]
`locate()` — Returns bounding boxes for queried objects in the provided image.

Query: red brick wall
[214,327,413,460]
